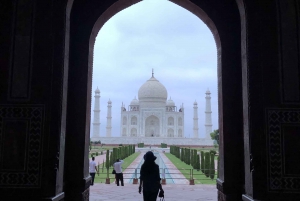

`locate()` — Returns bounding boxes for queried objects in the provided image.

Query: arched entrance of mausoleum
[145,115,160,137]
[65,0,245,200]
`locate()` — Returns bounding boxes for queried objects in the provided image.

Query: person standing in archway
[89,157,97,186]
[113,159,124,186]
[139,151,164,201]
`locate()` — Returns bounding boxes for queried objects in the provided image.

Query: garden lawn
[94,152,140,183]
[165,153,217,185]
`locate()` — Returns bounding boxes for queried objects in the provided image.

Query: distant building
[120,73,184,138]
[91,71,213,146]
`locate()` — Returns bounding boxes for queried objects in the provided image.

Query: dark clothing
[116,173,124,186]
[143,190,159,201]
[90,173,96,185]
[140,163,161,195]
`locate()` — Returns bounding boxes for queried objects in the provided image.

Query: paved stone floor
[90,183,217,201]
[159,151,189,184]
[90,149,217,200]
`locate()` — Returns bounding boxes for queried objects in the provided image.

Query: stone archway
[168,128,174,137]
[145,115,160,137]
[130,128,137,137]
[66,0,244,200]
[3,0,300,200]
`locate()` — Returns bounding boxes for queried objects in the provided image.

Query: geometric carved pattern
[82,188,90,201]
[0,105,44,187]
[217,190,226,201]
[267,109,300,191]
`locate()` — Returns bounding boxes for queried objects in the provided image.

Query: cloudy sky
[91,0,218,138]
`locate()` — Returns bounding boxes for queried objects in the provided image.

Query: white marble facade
[93,137,214,146]
[91,72,214,146]
[120,74,184,138]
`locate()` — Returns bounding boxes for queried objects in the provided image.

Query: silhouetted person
[113,159,124,186]
[139,151,164,201]
[89,157,97,186]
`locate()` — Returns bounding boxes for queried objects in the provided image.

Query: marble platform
[91,137,214,146]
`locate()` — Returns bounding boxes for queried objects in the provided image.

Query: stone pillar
[92,88,100,137]
[106,99,112,137]
[193,101,199,138]
[205,89,212,139]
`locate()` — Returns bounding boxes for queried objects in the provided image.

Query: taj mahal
[91,72,214,146]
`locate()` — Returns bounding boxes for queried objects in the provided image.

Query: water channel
[129,151,174,184]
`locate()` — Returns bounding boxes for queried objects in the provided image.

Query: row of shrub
[137,143,144,147]
[91,151,103,157]
[170,146,216,179]
[161,143,167,148]
[105,144,135,177]
[90,140,101,144]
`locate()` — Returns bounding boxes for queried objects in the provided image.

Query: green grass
[93,152,140,183]
[165,153,217,185]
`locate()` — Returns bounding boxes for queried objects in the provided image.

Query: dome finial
[152,68,154,77]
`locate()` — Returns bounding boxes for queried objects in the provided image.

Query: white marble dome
[130,97,139,105]
[166,97,175,106]
[138,76,168,102]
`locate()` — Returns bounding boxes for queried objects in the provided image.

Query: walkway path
[123,152,143,183]
[89,183,217,201]
[160,152,189,184]
[90,154,107,166]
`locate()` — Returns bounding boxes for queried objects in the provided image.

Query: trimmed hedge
[204,152,210,177]
[105,149,110,178]
[210,153,215,179]
[200,151,204,173]
[137,143,144,148]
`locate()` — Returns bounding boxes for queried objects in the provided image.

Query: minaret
[106,99,112,137]
[205,89,212,138]
[193,101,199,138]
[92,87,100,137]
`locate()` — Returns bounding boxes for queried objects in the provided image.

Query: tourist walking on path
[89,157,98,186]
[139,151,164,201]
[113,159,124,186]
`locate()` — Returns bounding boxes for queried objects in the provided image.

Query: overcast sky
[90,0,218,138]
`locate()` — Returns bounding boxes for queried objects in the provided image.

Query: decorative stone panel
[82,187,89,201]
[0,105,44,187]
[266,109,300,192]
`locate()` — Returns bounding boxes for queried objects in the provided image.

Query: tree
[200,151,204,173]
[210,153,215,179]
[204,152,210,177]
[105,150,110,178]
[180,148,184,161]
[210,129,219,145]
[102,159,105,173]
[196,154,200,170]
[186,148,190,164]
[193,150,197,168]
[191,149,194,167]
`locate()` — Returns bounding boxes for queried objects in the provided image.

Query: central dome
[138,76,168,102]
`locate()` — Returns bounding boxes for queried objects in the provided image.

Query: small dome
[130,97,139,105]
[138,76,167,102]
[166,97,175,106]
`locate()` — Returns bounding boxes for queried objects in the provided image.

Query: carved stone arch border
[87,0,221,101]
[65,0,245,199]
